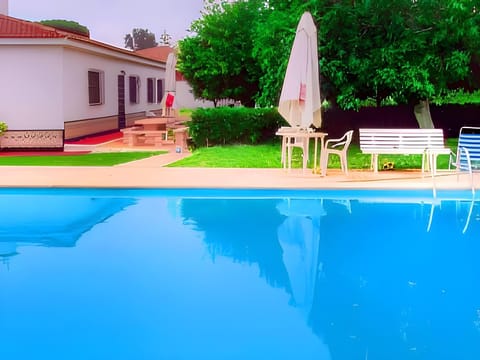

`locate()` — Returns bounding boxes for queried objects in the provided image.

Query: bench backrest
[458,127,480,170]
[359,128,446,151]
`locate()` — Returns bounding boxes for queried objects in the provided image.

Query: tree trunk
[414,100,435,128]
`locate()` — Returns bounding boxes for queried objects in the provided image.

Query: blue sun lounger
[449,126,480,193]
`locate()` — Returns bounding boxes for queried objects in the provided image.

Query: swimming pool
[1,188,479,359]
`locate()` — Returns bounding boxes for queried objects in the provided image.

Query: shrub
[432,89,480,105]
[189,107,287,147]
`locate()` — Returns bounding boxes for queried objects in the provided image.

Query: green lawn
[0,139,458,171]
[0,151,164,166]
[168,144,282,168]
[169,139,458,171]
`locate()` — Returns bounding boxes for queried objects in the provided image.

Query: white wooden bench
[359,128,451,174]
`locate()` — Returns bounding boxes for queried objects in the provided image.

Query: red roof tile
[0,14,73,38]
[135,46,185,80]
[135,46,173,62]
[0,14,164,64]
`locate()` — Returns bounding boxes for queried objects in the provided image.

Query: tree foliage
[0,121,8,136]
[318,0,480,110]
[177,0,263,106]
[38,19,90,37]
[178,0,480,112]
[252,0,322,107]
[251,9,298,107]
[124,28,158,50]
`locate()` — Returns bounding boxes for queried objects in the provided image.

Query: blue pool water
[0,188,479,360]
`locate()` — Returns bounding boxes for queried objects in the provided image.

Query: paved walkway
[0,138,476,191]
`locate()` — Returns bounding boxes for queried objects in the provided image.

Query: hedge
[189,107,287,147]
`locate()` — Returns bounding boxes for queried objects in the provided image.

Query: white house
[0,13,167,149]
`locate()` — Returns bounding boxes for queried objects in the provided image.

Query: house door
[118,74,126,128]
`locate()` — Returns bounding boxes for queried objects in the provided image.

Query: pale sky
[9,0,205,48]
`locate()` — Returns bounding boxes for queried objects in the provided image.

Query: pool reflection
[180,194,480,360]
[314,196,480,360]
[0,194,135,264]
[180,198,291,291]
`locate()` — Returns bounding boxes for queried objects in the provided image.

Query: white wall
[175,80,214,109]
[123,63,165,114]
[0,41,165,133]
[62,48,165,122]
[0,46,63,129]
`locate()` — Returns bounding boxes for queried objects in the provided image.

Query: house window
[88,70,104,105]
[157,79,163,103]
[147,78,155,103]
[129,76,140,103]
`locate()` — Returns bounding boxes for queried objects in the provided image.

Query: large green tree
[179,0,479,123]
[319,0,480,126]
[177,0,263,106]
[255,0,479,126]
[124,28,158,50]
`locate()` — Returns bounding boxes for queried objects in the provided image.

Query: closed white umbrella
[162,52,177,116]
[165,52,177,94]
[278,12,322,129]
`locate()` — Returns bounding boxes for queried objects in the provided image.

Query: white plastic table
[276,127,327,174]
